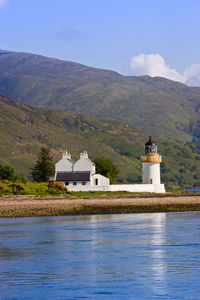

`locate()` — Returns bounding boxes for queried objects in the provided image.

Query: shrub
[0,183,5,195]
[48,181,68,194]
[0,165,26,183]
[9,182,25,195]
[24,182,49,195]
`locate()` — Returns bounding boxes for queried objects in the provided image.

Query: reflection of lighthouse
[150,213,167,295]
[141,137,162,184]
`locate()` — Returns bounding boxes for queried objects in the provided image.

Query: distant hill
[0,94,200,187]
[0,49,200,148]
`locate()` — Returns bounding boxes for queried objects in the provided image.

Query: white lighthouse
[141,137,162,184]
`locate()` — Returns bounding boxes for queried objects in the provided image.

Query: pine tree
[31,147,54,182]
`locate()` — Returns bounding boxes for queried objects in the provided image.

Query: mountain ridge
[0,49,200,147]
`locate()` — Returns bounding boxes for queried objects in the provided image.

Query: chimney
[80,150,88,159]
[62,150,71,159]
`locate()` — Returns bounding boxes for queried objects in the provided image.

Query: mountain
[0,49,200,148]
[0,94,200,187]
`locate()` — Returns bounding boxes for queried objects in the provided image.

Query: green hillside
[0,94,200,187]
[0,49,200,148]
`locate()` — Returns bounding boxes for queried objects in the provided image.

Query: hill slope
[0,94,200,187]
[0,49,200,147]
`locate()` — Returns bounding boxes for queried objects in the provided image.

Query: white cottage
[54,151,110,187]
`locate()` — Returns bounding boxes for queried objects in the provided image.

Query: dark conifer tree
[31,147,54,182]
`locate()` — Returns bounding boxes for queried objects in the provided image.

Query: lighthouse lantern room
[140,137,162,184]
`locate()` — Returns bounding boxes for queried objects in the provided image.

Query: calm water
[186,188,200,192]
[0,212,200,300]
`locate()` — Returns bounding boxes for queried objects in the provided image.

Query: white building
[54,138,165,193]
[54,151,110,187]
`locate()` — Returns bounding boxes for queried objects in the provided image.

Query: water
[186,188,200,192]
[0,212,200,300]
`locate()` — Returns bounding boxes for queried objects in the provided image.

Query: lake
[0,212,200,299]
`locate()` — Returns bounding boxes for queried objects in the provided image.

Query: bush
[9,182,25,195]
[0,165,15,181]
[0,165,26,183]
[0,180,68,196]
[24,182,49,195]
[0,183,5,195]
[48,181,69,194]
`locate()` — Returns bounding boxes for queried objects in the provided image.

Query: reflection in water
[0,212,200,299]
[150,214,167,296]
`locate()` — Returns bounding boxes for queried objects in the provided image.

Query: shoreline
[1,194,200,218]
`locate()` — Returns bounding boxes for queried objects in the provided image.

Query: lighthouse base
[67,183,166,194]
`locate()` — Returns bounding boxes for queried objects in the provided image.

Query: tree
[93,157,119,184]
[31,147,54,182]
[0,165,15,180]
[0,165,26,182]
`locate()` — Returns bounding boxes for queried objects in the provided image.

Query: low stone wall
[68,184,166,193]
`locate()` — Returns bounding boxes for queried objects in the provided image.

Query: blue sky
[1,0,200,85]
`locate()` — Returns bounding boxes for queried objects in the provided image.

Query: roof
[55,171,90,181]
[55,157,74,166]
[145,136,156,146]
[73,157,95,166]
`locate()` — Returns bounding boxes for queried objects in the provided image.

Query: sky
[0,0,200,85]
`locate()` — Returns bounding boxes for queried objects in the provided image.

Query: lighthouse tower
[141,137,162,184]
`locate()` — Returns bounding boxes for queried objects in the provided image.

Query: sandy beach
[0,194,200,217]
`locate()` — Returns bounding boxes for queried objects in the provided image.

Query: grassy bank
[0,195,200,218]
[0,180,196,197]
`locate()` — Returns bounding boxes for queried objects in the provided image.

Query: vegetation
[166,188,193,194]
[31,147,54,182]
[0,180,70,196]
[48,181,69,194]
[0,165,26,182]
[1,49,200,150]
[0,179,197,197]
[0,95,200,187]
[93,157,119,183]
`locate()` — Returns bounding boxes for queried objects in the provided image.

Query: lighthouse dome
[145,136,157,154]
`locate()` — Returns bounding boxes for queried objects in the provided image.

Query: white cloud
[129,53,200,86]
[183,64,200,86]
[0,0,8,7]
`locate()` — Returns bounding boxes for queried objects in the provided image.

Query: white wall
[142,163,161,184]
[55,155,73,173]
[73,155,95,173]
[92,174,110,186]
[67,184,166,193]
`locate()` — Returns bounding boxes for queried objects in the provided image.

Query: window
[73,182,77,186]
[82,182,86,185]
[95,179,98,185]
[65,182,69,186]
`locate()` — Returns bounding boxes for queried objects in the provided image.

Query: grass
[166,188,194,194]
